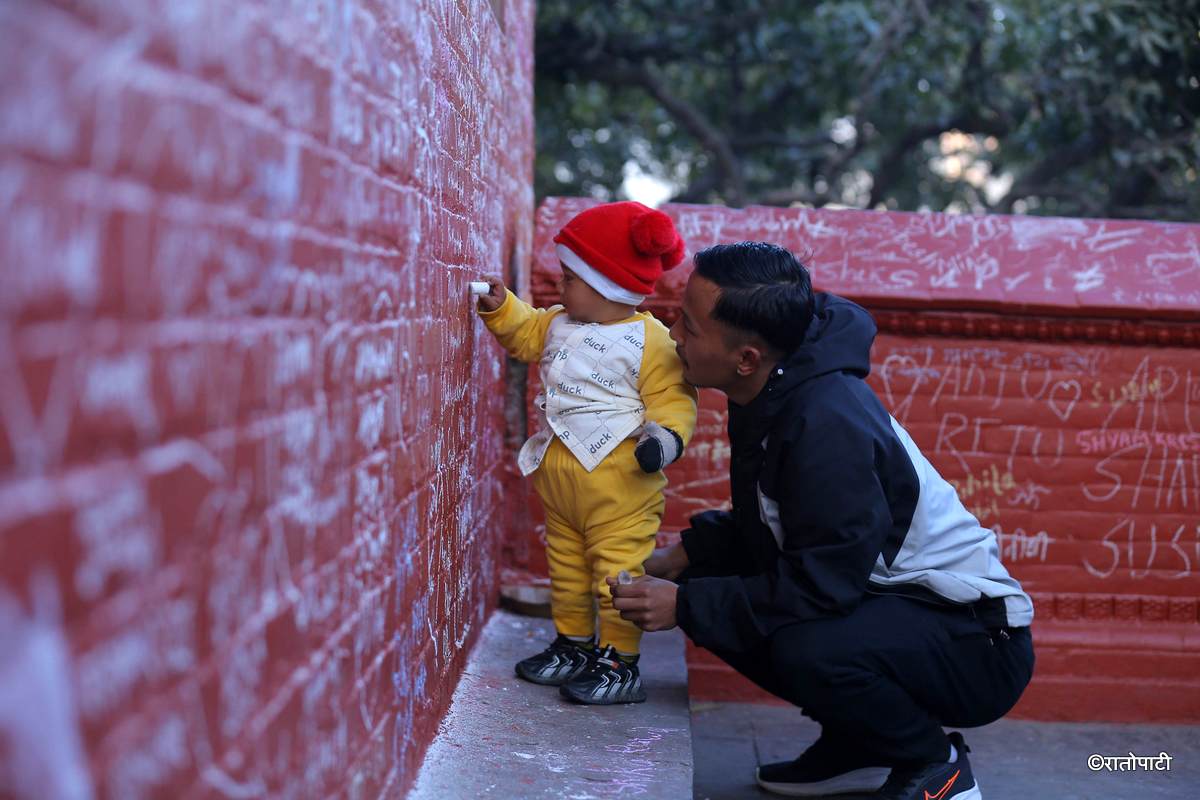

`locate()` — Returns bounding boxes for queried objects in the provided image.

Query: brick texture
[0,1,533,797]
[533,197,1200,723]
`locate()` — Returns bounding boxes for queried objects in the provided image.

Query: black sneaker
[755,731,891,796]
[558,645,646,704]
[514,634,595,686]
[874,732,981,800]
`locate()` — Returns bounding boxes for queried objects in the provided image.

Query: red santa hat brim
[556,244,647,305]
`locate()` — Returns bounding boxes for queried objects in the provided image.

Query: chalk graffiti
[995,525,1052,563]
[0,573,94,800]
[1084,519,1198,580]
[1,0,531,794]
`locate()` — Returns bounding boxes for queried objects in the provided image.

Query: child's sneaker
[514,634,595,686]
[874,732,981,800]
[559,645,646,704]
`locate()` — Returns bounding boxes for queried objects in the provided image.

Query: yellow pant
[532,437,665,654]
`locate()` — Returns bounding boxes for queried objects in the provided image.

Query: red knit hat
[553,201,686,302]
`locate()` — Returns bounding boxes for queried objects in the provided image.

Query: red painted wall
[533,197,1200,723]
[0,1,533,797]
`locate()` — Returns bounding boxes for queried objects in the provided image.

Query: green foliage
[535,0,1200,221]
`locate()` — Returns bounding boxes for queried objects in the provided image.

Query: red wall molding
[871,312,1200,349]
[1033,593,1200,624]
[649,306,1200,350]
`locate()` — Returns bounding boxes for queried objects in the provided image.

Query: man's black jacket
[675,292,1032,653]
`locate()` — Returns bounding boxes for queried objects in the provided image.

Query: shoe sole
[754,766,891,797]
[558,685,647,705]
[514,664,585,686]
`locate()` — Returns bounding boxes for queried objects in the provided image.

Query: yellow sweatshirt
[479,289,698,455]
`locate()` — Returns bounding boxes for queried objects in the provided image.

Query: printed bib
[518,315,646,475]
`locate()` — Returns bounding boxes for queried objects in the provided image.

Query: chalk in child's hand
[469,281,490,295]
[617,570,632,585]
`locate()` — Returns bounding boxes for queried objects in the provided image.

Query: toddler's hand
[635,421,682,473]
[476,276,507,312]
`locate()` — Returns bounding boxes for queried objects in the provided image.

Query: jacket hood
[732,292,876,421]
[773,292,876,390]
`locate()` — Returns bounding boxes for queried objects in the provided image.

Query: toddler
[476,201,697,704]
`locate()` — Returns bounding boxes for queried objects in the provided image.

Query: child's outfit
[478,202,697,704]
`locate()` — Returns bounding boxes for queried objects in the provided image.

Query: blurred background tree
[534,0,1200,221]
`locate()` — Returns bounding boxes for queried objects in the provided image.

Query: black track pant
[703,591,1035,765]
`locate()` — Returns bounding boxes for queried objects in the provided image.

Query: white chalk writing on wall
[1,0,533,794]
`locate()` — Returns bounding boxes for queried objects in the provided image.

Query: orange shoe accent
[924,769,960,800]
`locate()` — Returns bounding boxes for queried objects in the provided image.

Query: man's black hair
[692,242,815,355]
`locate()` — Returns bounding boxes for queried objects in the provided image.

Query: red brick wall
[0,2,533,797]
[533,198,1200,723]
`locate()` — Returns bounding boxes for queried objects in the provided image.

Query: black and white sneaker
[559,645,646,705]
[874,732,981,800]
[514,634,595,686]
[755,731,891,796]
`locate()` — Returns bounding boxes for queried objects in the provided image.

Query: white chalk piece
[617,570,632,585]
[469,281,490,295]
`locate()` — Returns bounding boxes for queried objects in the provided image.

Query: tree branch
[672,164,724,203]
[997,130,1112,213]
[733,132,836,151]
[826,0,944,195]
[626,60,748,206]
[867,120,948,207]
[756,187,821,207]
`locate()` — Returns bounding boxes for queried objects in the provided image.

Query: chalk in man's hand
[469,281,490,295]
[617,570,633,585]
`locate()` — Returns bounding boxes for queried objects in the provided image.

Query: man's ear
[734,344,766,376]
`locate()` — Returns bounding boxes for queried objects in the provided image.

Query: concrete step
[409,608,693,799]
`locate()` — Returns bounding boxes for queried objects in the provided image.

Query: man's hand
[476,275,507,312]
[606,574,678,631]
[643,543,689,581]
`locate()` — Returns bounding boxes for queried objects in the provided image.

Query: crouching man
[609,242,1033,800]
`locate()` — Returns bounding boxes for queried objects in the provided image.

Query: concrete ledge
[409,609,693,799]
